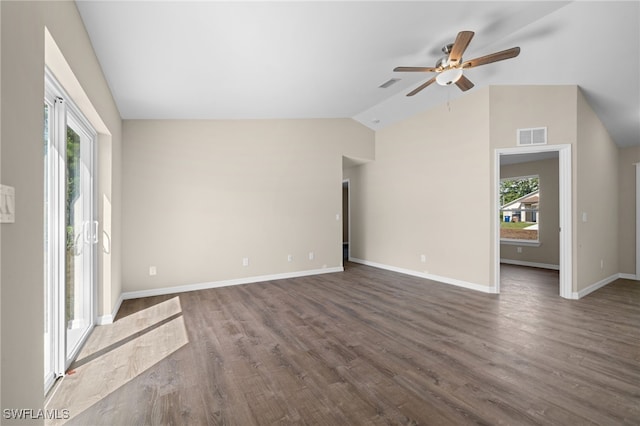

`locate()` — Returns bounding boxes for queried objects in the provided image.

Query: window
[500,175,539,243]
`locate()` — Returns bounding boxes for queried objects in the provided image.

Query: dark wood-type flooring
[66,263,640,425]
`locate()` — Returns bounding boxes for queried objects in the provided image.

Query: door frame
[494,144,573,298]
[45,68,98,392]
[636,163,640,279]
[342,179,351,263]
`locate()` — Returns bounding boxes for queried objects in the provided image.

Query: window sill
[500,239,541,247]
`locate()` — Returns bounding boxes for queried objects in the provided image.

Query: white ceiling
[76,1,640,147]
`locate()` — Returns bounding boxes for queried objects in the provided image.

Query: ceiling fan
[394,31,520,96]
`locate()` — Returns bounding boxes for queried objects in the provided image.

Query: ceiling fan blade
[407,77,437,97]
[455,74,474,92]
[394,66,438,73]
[461,47,521,69]
[448,31,474,65]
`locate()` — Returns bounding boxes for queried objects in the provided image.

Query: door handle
[91,221,98,244]
[83,220,99,245]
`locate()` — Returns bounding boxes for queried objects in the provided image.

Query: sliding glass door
[44,70,97,393]
[64,115,96,359]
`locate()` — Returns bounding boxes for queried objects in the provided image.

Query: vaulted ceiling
[76,1,639,147]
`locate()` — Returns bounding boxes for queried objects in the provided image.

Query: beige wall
[500,158,560,266]
[349,85,623,294]
[575,90,619,290]
[1,1,122,421]
[122,119,373,292]
[489,86,578,149]
[618,146,640,275]
[348,88,493,287]
[489,85,578,289]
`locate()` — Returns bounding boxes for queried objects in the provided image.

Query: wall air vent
[379,78,400,89]
[517,127,547,146]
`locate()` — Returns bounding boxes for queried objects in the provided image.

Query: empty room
[1,1,639,425]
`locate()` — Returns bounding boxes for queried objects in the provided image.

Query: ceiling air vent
[517,127,547,146]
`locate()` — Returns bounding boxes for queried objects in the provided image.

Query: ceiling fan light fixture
[436,68,463,86]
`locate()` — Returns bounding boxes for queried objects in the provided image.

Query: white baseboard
[619,273,639,281]
[573,273,620,299]
[121,266,344,301]
[500,258,560,270]
[349,257,496,294]
[96,292,124,325]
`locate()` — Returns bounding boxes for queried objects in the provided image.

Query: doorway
[44,70,98,393]
[494,145,572,298]
[636,163,640,279]
[342,179,350,262]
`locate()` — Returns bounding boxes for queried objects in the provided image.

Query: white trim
[500,239,541,247]
[500,259,559,270]
[573,273,620,299]
[493,148,501,295]
[96,293,124,325]
[495,144,572,298]
[349,258,496,294]
[619,273,639,281]
[122,267,344,300]
[558,145,573,298]
[636,163,640,277]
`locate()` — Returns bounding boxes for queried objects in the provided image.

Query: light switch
[582,212,588,222]
[0,185,15,223]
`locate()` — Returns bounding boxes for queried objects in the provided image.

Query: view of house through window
[500,175,539,241]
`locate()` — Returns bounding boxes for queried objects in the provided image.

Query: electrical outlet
[600,259,604,269]
[242,257,249,267]
[149,266,157,276]
[308,252,314,260]
[420,254,426,263]
[517,247,522,253]
[287,254,293,262]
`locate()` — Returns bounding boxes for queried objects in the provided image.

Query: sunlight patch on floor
[45,297,189,425]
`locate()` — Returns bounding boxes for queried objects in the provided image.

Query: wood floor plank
[48,263,640,425]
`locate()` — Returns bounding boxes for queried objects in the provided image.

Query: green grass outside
[500,221,534,229]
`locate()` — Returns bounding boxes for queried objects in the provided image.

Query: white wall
[122,119,374,293]
[1,1,122,421]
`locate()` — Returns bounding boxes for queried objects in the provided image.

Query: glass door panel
[65,119,94,360]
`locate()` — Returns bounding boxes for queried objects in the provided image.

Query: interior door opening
[636,163,640,279]
[342,179,350,263]
[494,145,572,298]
